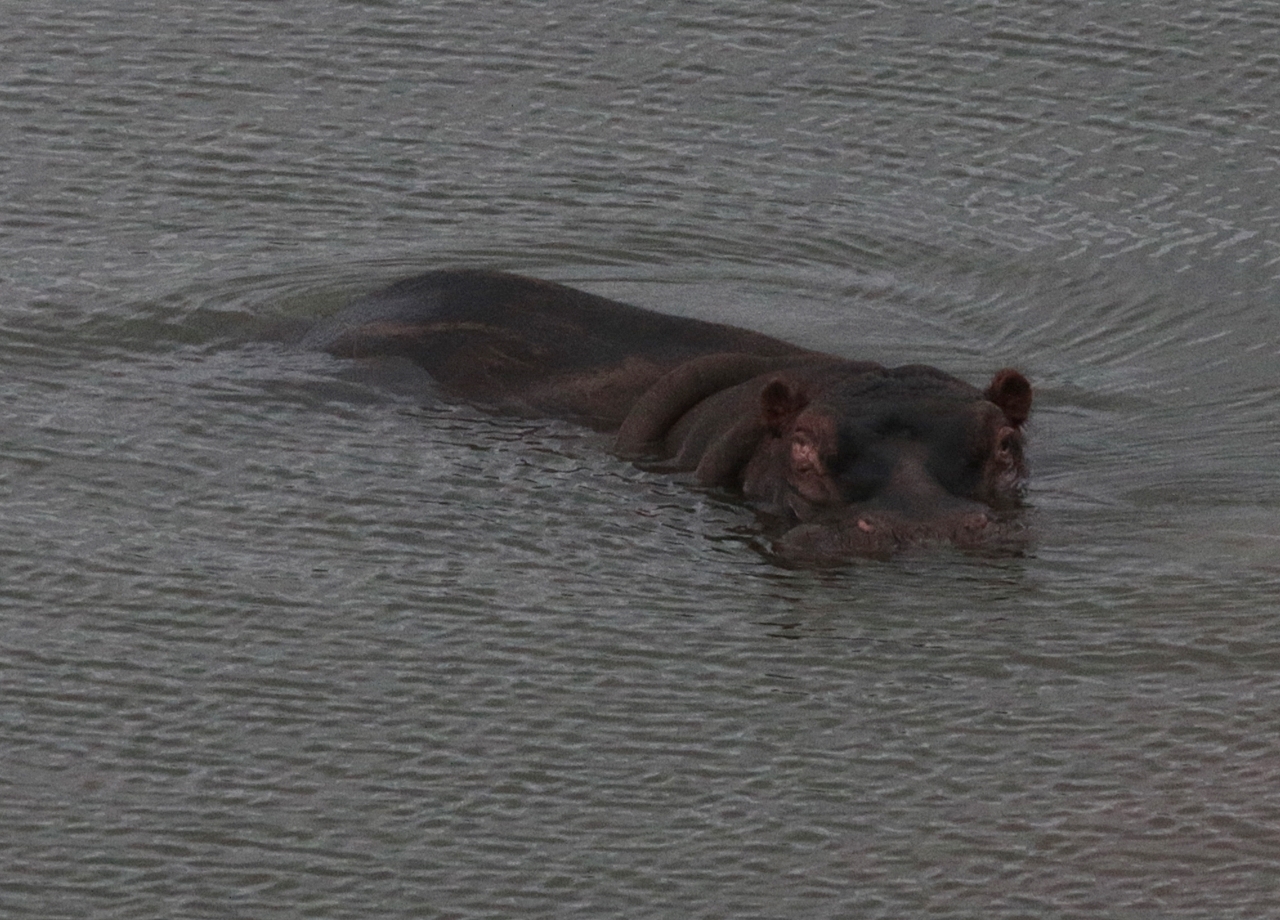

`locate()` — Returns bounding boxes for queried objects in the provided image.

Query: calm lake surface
[3,1,1279,917]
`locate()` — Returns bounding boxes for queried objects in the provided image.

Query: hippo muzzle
[767,440,1029,562]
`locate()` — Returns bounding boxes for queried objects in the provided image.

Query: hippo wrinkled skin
[304,269,1033,563]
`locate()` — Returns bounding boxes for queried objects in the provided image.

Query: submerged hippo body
[305,269,1033,562]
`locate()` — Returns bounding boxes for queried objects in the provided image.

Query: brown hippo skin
[304,269,1033,562]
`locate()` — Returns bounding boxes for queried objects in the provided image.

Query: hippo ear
[986,368,1032,428]
[760,378,809,435]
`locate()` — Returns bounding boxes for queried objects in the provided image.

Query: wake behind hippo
[304,269,1032,563]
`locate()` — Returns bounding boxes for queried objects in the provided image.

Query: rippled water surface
[3,1,1279,917]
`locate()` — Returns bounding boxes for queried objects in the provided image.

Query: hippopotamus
[304,269,1032,562]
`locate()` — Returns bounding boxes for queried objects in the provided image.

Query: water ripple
[3,1,1280,917]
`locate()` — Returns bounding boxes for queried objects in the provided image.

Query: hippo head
[739,364,1033,562]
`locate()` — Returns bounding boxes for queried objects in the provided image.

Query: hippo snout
[772,502,1027,564]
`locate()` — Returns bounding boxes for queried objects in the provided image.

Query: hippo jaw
[767,459,1030,563]
[770,498,1030,564]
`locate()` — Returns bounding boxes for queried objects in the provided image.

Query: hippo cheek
[771,506,1027,564]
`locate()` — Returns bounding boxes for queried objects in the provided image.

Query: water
[2,1,1279,917]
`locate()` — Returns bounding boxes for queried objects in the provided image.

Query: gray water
[3,1,1279,917]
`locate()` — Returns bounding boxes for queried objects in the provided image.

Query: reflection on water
[2,0,1279,916]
